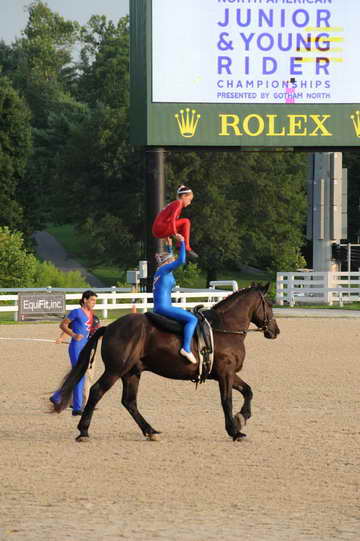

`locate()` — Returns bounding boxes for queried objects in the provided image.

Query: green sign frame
[130,0,360,149]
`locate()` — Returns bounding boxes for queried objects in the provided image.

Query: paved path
[33,231,104,288]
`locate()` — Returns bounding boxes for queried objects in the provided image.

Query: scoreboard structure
[130,0,360,149]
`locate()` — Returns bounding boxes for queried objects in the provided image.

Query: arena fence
[0,282,237,321]
[276,271,360,306]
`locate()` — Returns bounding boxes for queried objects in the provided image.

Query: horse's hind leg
[233,374,253,422]
[121,371,161,439]
[76,371,119,441]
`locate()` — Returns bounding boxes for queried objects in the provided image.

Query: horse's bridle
[255,291,276,333]
[214,291,275,336]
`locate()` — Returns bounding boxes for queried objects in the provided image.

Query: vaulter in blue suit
[153,234,198,364]
[51,290,98,415]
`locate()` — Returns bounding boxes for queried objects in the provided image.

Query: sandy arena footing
[0,319,359,540]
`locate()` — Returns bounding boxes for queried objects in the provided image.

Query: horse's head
[251,283,280,339]
[213,282,280,339]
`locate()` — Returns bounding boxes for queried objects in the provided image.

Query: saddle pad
[145,312,184,334]
[199,309,221,329]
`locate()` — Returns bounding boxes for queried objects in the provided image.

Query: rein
[213,292,274,336]
[213,328,263,335]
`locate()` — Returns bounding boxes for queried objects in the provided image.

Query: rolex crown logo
[175,108,201,138]
[350,110,360,137]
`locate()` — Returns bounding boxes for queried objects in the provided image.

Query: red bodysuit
[152,200,192,251]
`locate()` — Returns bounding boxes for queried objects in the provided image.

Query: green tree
[166,149,307,280]
[80,213,138,267]
[343,151,360,242]
[0,40,19,77]
[53,16,144,267]
[174,262,202,288]
[13,1,80,129]
[0,227,37,287]
[0,76,32,230]
[0,2,312,278]
[237,152,308,271]
[32,260,89,287]
[7,1,82,230]
[166,151,245,282]
[78,15,129,109]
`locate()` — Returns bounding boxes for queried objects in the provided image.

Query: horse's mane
[213,284,260,313]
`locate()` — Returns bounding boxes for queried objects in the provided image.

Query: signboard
[153,0,357,105]
[130,0,360,148]
[17,293,66,322]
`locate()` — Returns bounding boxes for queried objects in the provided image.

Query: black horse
[52,283,280,441]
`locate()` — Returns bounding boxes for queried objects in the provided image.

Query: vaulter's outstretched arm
[161,240,186,273]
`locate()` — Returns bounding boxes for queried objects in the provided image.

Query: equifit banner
[17,293,66,322]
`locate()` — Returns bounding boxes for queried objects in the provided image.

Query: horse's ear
[262,282,270,294]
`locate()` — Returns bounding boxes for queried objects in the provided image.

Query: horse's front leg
[233,373,253,423]
[218,371,246,441]
[121,371,161,440]
[77,371,119,442]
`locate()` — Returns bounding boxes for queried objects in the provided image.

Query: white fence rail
[0,282,237,320]
[276,271,360,306]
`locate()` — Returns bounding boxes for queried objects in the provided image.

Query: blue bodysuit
[153,241,197,353]
[52,307,93,411]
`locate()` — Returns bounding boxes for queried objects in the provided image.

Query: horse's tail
[52,326,106,413]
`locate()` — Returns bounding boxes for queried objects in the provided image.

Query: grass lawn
[0,315,19,323]
[276,302,360,310]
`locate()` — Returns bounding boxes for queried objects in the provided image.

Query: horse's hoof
[234,413,246,432]
[233,432,247,441]
[146,433,160,442]
[76,435,90,443]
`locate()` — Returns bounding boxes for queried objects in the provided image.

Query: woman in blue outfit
[153,234,198,364]
[51,290,98,415]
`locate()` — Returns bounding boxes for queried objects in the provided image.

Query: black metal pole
[145,147,166,291]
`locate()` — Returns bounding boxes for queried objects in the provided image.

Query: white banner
[152,0,359,104]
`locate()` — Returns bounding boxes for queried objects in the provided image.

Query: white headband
[177,185,192,195]
[155,253,173,265]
